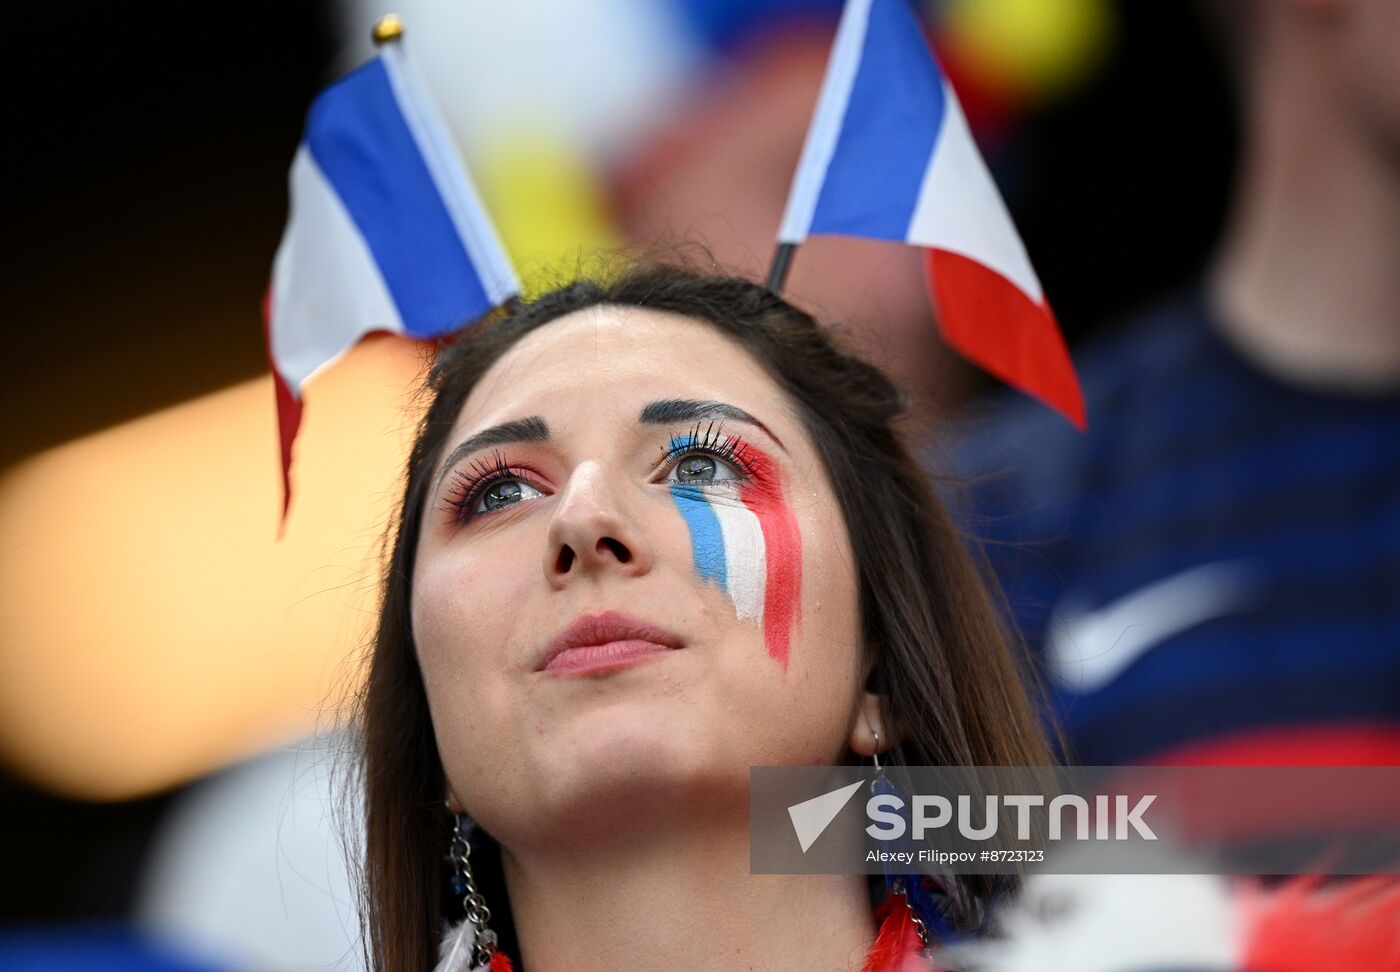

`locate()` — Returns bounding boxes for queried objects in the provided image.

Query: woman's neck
[501,820,881,971]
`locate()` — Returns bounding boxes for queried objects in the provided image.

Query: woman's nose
[544,461,655,588]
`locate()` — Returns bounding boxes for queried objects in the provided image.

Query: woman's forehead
[453,306,789,435]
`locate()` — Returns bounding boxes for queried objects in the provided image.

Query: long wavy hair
[356,264,1052,970]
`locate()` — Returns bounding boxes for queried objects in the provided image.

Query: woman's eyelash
[660,420,756,477]
[442,450,519,521]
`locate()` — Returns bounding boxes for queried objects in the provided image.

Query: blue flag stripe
[670,484,729,591]
[809,0,946,241]
[380,46,519,308]
[305,56,491,337]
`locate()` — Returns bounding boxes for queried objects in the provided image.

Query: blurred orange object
[0,335,425,800]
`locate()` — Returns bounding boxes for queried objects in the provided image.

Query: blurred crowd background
[9,0,1395,968]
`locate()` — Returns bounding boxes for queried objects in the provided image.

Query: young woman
[356,265,1051,971]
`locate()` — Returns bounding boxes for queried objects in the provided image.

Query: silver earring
[436,808,504,972]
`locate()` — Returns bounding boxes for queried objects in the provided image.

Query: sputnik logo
[787,779,865,853]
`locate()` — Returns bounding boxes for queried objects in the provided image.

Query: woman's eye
[478,479,543,513]
[669,452,741,485]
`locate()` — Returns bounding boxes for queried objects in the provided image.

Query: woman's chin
[559,703,712,787]
[509,706,747,847]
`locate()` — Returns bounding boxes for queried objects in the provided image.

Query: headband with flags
[773,0,1085,429]
[265,36,519,524]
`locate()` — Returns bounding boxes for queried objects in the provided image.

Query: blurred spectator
[949,0,1400,764]
[134,737,361,972]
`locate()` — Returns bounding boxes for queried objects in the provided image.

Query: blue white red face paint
[667,435,802,668]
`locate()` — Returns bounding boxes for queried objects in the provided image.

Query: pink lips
[539,611,683,676]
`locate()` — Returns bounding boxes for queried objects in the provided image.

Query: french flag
[670,484,768,625]
[667,439,802,669]
[777,0,1084,428]
[266,42,519,519]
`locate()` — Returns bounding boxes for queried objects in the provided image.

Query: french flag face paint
[667,436,803,668]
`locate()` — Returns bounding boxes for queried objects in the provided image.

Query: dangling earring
[871,727,882,779]
[868,727,937,950]
[436,808,512,972]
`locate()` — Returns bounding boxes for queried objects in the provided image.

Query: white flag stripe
[713,503,767,624]
[380,45,520,306]
[270,148,404,391]
[906,82,1043,304]
[776,0,874,244]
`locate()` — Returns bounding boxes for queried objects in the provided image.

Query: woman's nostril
[599,538,631,563]
[555,545,576,574]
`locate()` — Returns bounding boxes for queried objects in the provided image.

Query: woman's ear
[848,691,889,758]
[445,784,464,815]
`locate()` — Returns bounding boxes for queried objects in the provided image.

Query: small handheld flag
[265,21,519,523]
[773,0,1084,429]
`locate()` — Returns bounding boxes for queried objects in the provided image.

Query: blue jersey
[945,288,1400,765]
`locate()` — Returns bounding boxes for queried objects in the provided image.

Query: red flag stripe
[262,283,301,531]
[924,248,1085,429]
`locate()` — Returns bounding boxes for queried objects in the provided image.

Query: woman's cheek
[412,556,516,790]
[412,553,499,684]
[792,491,863,684]
[667,445,804,670]
[411,560,458,659]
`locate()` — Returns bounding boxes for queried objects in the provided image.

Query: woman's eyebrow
[639,399,787,452]
[435,416,550,491]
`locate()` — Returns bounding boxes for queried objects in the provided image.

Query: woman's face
[412,306,868,846]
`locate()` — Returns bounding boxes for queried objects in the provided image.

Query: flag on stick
[774,0,1084,428]
[266,29,519,523]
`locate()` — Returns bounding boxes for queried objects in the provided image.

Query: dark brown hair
[357,264,1051,970]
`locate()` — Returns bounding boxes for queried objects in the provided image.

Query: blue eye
[662,423,755,488]
[443,450,547,524]
[477,478,544,513]
[666,452,742,485]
